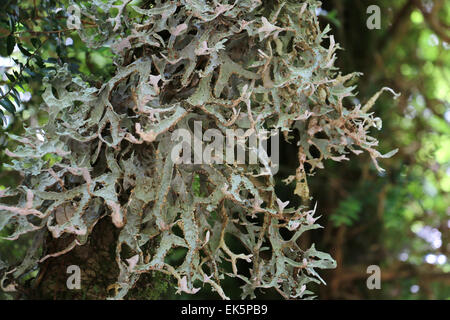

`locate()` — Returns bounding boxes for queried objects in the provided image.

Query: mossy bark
[27,218,169,300]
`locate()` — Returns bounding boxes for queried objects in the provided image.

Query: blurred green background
[0,0,449,299]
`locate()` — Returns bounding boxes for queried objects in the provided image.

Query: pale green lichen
[0,0,398,299]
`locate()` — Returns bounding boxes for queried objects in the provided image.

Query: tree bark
[29,218,120,299]
[26,217,172,299]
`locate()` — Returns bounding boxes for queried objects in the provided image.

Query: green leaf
[0,110,5,126]
[6,35,15,56]
[5,72,15,82]
[18,44,32,57]
[0,97,16,113]
[34,55,45,68]
[10,88,21,107]
[31,38,42,48]
[8,14,15,33]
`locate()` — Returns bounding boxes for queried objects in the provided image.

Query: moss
[128,272,171,300]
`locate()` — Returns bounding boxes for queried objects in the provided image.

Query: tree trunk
[27,218,170,299]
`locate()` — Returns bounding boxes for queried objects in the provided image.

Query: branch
[413,0,450,43]
[377,0,415,53]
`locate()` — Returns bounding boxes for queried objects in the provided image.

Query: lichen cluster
[0,0,397,299]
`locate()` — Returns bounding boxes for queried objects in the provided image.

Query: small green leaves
[331,196,362,227]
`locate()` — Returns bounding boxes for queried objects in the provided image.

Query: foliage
[309,0,449,299]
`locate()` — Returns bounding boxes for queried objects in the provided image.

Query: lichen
[0,0,398,299]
